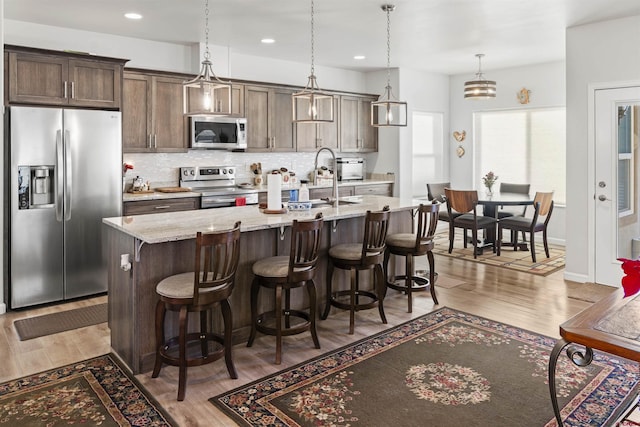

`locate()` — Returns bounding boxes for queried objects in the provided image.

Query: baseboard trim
[563,271,589,283]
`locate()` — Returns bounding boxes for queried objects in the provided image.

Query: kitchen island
[103,195,421,374]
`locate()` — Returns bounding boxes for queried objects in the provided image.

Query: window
[617,105,634,217]
[475,107,566,205]
[411,112,444,197]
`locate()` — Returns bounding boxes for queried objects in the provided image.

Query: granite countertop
[104,195,419,244]
[121,180,394,202]
[122,191,201,202]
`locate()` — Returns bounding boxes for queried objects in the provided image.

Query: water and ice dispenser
[18,166,54,209]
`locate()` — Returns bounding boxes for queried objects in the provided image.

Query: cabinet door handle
[153,134,157,148]
[63,81,68,99]
[154,205,172,210]
[70,81,75,99]
[148,134,152,149]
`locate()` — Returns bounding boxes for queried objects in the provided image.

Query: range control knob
[222,169,227,174]
[228,168,234,174]
[190,169,195,175]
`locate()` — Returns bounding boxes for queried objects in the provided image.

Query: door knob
[598,194,611,201]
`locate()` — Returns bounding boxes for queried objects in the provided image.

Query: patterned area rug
[0,354,176,426]
[432,231,565,276]
[211,308,639,426]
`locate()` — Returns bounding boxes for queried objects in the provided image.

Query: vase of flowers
[482,171,498,196]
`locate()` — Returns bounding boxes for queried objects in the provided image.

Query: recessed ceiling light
[354,55,366,60]
[261,38,276,44]
[124,12,143,20]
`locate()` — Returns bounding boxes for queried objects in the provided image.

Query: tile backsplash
[123,151,350,189]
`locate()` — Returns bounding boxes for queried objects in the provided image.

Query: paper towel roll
[267,174,282,210]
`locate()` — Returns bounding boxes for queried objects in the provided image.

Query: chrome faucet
[314,147,339,206]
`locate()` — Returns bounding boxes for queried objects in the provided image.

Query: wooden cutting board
[154,187,191,193]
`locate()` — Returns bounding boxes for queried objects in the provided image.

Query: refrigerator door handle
[55,130,64,222]
[64,130,72,221]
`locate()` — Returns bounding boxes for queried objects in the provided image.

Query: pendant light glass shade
[183,0,232,116]
[464,54,496,100]
[292,0,334,123]
[371,5,407,127]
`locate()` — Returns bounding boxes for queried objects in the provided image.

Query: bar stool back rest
[414,203,440,250]
[361,208,391,262]
[192,226,241,306]
[288,217,323,283]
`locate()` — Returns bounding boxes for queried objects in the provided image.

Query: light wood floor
[0,255,620,426]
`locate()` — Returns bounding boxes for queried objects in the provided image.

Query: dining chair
[497,183,531,218]
[444,188,497,259]
[427,182,459,223]
[498,182,531,242]
[496,191,554,262]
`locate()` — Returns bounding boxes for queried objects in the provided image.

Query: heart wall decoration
[453,130,466,142]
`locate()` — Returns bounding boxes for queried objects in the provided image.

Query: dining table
[475,190,534,252]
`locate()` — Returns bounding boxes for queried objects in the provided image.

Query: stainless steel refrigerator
[7,106,122,308]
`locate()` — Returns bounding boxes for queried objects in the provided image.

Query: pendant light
[371,4,407,127]
[183,0,232,116]
[464,54,496,99]
[292,0,334,123]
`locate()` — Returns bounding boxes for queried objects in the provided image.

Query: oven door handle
[203,197,237,204]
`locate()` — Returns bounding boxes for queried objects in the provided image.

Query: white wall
[565,15,640,282]
[364,68,450,199]
[448,61,566,244]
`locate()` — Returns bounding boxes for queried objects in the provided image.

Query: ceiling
[4,0,640,75]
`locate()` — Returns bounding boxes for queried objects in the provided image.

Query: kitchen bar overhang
[102,194,422,374]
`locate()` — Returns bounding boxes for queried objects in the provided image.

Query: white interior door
[594,87,640,285]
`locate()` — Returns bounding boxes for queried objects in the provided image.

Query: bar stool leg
[200,311,208,358]
[375,264,387,324]
[349,268,357,335]
[427,251,438,305]
[321,262,334,320]
[152,300,166,379]
[247,278,260,347]
[275,285,283,365]
[221,299,237,379]
[406,254,414,313]
[177,305,188,401]
[307,280,321,349]
[284,288,291,329]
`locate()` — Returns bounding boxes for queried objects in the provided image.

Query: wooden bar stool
[321,206,391,334]
[247,213,324,364]
[384,203,440,313]
[151,222,241,401]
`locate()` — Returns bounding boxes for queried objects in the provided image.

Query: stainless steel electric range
[179,166,259,209]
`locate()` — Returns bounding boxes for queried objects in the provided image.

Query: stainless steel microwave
[189,116,247,150]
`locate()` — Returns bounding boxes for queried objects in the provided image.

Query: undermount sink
[309,197,363,207]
